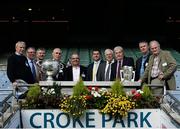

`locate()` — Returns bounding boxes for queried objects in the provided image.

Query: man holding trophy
[110,46,135,81]
[51,48,66,81]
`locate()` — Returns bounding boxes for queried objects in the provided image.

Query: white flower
[137,89,144,94]
[47,88,55,95]
[91,91,101,97]
[99,88,108,93]
[126,91,133,96]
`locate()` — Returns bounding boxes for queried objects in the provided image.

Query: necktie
[116,61,121,79]
[31,60,36,81]
[140,58,145,77]
[92,62,97,81]
[105,62,111,81]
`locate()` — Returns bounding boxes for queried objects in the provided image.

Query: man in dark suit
[110,46,135,81]
[7,41,35,84]
[86,49,104,81]
[64,53,87,81]
[52,48,66,81]
[97,49,114,81]
[26,47,39,83]
[135,41,151,81]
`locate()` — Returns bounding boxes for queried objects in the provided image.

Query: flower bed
[22,79,161,120]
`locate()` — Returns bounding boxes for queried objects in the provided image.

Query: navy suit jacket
[86,60,104,81]
[135,53,151,81]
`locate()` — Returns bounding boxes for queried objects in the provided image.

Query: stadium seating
[0,48,180,67]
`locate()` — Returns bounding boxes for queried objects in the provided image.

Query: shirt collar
[143,52,149,58]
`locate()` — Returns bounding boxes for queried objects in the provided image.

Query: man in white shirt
[64,53,87,81]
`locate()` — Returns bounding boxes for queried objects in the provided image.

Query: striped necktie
[31,60,36,81]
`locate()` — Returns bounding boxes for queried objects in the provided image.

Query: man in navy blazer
[135,41,151,81]
[110,46,134,81]
[86,49,104,81]
[64,53,87,81]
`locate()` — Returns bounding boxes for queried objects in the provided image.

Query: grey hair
[15,41,26,49]
[149,40,160,48]
[114,46,124,52]
[104,48,113,55]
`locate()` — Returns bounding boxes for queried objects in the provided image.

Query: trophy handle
[131,71,135,82]
[120,70,124,81]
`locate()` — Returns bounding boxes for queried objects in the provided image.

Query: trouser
[150,78,164,96]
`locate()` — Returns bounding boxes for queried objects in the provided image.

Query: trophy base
[46,76,54,81]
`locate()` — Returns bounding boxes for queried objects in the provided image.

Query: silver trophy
[42,59,59,81]
[120,66,135,82]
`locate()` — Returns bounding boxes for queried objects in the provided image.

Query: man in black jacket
[64,52,87,81]
[110,46,135,81]
[86,49,104,81]
[135,41,151,81]
[7,41,35,84]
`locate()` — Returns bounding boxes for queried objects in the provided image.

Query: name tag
[81,73,86,77]
[145,63,148,67]
[162,62,167,67]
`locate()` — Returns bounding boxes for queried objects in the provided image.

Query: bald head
[52,48,62,61]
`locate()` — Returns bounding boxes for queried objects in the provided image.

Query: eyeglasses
[55,52,61,55]
[27,51,35,53]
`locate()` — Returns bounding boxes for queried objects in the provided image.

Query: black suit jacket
[86,60,104,81]
[64,65,87,81]
[110,56,134,81]
[135,53,151,81]
[7,54,35,84]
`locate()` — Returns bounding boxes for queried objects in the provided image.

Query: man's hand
[138,79,142,83]
[158,72,164,80]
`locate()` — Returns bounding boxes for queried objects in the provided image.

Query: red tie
[116,61,121,79]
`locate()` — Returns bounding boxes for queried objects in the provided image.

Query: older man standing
[139,40,177,92]
[110,46,134,81]
[64,52,87,81]
[52,48,66,81]
[7,41,35,84]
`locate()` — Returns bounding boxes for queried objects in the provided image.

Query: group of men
[7,40,177,92]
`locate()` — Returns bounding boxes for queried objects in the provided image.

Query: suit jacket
[7,54,35,84]
[141,50,177,90]
[86,60,104,81]
[135,53,151,81]
[64,65,87,81]
[96,62,106,81]
[110,56,135,81]
[96,61,113,81]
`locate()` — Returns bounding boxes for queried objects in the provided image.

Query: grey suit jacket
[141,50,177,90]
[96,62,106,81]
